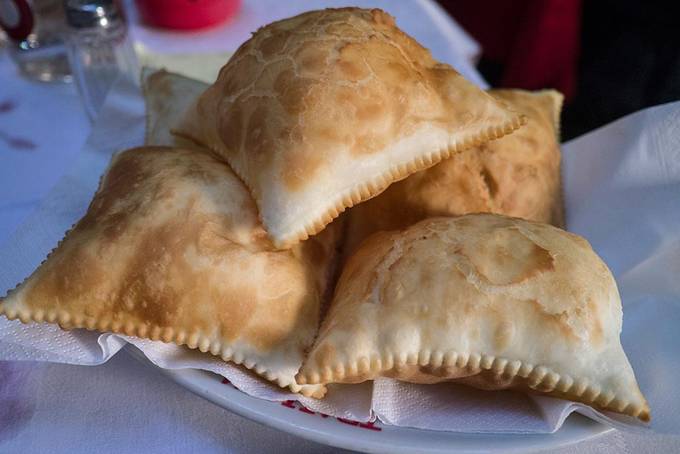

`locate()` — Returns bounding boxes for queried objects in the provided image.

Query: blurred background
[2,0,679,139]
[438,0,680,140]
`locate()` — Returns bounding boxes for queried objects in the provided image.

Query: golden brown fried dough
[175,8,524,248]
[298,214,649,421]
[343,89,563,257]
[1,146,341,397]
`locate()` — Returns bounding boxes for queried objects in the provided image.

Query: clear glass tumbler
[0,0,71,82]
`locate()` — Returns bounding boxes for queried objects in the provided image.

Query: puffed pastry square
[0,146,340,397]
[175,8,525,248]
[298,214,650,420]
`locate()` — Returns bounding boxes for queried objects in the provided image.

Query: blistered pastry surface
[299,214,649,420]
[176,8,524,247]
[0,146,336,397]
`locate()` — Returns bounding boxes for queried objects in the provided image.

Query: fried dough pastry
[0,146,340,397]
[343,89,564,256]
[175,8,525,248]
[298,214,649,420]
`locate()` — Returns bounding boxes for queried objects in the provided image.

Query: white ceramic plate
[127,347,613,453]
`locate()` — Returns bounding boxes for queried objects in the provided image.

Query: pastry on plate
[0,146,340,398]
[175,7,525,248]
[343,89,564,257]
[298,214,650,420]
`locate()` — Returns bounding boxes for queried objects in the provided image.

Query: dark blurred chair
[438,0,680,139]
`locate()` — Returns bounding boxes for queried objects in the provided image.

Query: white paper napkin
[1,76,678,435]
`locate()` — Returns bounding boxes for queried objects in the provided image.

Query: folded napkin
[1,76,678,434]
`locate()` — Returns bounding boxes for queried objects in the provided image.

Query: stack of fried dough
[0,8,649,421]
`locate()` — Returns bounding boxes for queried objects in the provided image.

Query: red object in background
[0,0,34,41]
[441,0,581,100]
[135,0,240,30]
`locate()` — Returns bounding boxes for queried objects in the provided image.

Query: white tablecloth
[0,1,678,452]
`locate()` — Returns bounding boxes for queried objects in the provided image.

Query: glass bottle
[64,0,138,121]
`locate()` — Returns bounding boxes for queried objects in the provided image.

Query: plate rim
[126,346,614,453]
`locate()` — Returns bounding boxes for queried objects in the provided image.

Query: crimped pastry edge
[0,225,325,399]
[174,113,527,249]
[0,145,324,399]
[272,114,527,249]
[296,350,650,421]
[490,88,564,141]
[0,301,326,398]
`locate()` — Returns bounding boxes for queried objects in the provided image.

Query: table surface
[1,1,678,452]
